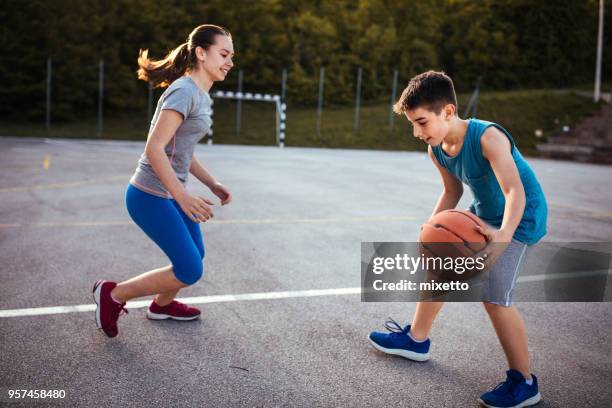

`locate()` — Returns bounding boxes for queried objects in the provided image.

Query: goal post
[209,91,287,147]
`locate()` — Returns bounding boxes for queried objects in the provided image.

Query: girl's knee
[188,260,204,285]
[175,256,204,285]
[198,244,205,260]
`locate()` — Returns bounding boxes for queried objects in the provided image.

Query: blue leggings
[125,184,205,285]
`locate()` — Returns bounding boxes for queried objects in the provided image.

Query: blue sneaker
[368,318,430,361]
[478,369,542,408]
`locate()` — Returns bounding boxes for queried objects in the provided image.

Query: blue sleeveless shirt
[431,118,547,244]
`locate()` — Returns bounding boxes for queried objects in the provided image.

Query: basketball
[419,210,489,280]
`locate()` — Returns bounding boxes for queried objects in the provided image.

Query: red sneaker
[147,300,201,321]
[92,280,128,338]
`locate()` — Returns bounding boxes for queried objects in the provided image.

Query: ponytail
[137,42,192,88]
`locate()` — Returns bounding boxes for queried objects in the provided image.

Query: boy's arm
[479,127,526,242]
[428,145,464,217]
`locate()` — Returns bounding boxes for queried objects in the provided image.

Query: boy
[368,71,547,408]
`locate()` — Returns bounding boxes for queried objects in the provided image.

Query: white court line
[517,269,612,282]
[1,270,610,319]
[0,287,361,318]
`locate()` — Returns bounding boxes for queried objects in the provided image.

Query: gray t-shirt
[130,76,212,198]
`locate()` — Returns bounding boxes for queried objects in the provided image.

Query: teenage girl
[93,24,234,338]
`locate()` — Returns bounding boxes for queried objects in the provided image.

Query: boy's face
[404,104,454,146]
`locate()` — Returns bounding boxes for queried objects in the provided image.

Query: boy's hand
[473,226,512,271]
[209,182,232,205]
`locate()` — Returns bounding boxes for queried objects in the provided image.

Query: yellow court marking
[43,154,52,170]
[31,221,132,228]
[212,215,422,224]
[0,206,610,229]
[0,175,127,193]
[0,215,423,229]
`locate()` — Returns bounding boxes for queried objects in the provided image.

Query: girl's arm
[189,155,232,205]
[145,109,189,200]
[189,155,217,187]
[145,109,214,221]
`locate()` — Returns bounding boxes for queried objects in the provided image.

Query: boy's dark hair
[393,71,457,115]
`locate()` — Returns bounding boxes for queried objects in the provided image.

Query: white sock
[525,376,533,386]
[407,330,427,343]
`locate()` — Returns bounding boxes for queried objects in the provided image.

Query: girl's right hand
[177,194,215,223]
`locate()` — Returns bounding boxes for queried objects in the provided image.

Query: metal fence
[41,59,484,145]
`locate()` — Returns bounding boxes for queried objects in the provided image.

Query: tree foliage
[0,0,609,120]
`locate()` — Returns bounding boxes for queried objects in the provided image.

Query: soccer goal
[209,91,287,147]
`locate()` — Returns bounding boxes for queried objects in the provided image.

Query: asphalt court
[1,137,611,407]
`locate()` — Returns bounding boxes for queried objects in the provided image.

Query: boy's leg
[410,301,444,341]
[478,241,540,408]
[480,240,533,378]
[479,301,541,408]
[368,301,440,361]
[483,302,531,380]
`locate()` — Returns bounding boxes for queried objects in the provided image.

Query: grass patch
[469,90,603,154]
[0,89,603,156]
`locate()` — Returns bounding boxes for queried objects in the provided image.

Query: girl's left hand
[210,182,232,205]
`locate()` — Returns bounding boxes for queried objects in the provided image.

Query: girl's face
[198,35,234,82]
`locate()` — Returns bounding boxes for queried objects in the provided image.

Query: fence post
[389,69,398,129]
[97,60,104,137]
[316,66,325,137]
[594,0,604,102]
[354,67,362,133]
[463,77,481,118]
[281,68,287,101]
[46,58,52,132]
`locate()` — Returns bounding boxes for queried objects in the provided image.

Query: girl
[93,24,234,338]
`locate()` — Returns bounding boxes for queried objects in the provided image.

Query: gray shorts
[480,239,532,307]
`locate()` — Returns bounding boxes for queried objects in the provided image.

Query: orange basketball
[419,210,489,280]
